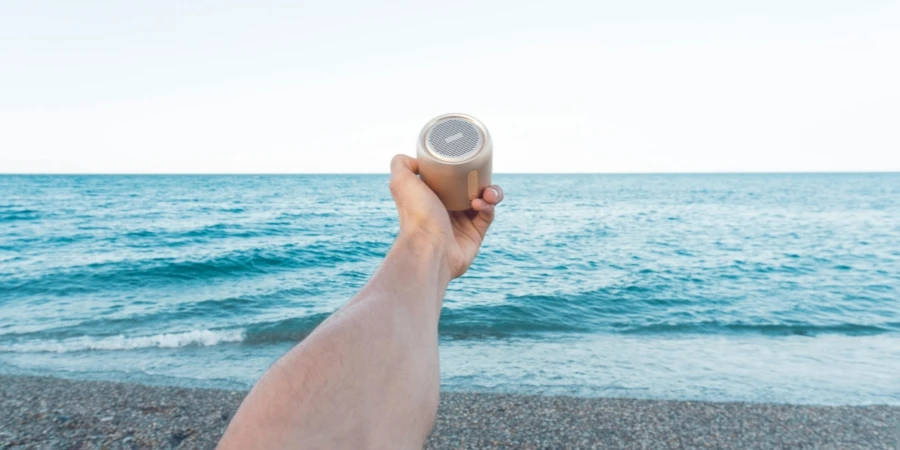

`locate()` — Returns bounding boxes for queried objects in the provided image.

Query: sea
[1,174,898,405]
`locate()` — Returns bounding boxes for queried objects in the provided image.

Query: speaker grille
[426,119,482,159]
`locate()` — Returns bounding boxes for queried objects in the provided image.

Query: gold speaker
[416,113,493,211]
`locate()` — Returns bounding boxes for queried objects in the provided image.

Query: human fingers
[388,154,420,199]
[481,185,504,205]
[471,198,495,215]
[469,198,496,239]
[390,154,419,180]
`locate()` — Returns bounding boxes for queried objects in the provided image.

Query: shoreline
[1,375,897,449]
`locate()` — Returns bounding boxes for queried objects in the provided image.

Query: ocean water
[1,174,899,405]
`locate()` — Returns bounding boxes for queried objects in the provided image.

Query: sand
[1,375,897,449]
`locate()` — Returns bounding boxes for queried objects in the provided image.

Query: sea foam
[0,329,245,353]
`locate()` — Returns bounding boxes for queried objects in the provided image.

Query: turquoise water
[1,174,899,405]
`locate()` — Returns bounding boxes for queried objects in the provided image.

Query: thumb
[388,154,420,200]
[390,154,419,178]
[469,203,495,241]
[468,185,503,239]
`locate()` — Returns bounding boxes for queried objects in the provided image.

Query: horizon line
[2,171,899,176]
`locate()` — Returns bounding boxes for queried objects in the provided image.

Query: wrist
[393,228,453,286]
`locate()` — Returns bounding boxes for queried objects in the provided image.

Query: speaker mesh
[427,119,482,159]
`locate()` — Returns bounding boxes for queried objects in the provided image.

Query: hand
[389,154,504,279]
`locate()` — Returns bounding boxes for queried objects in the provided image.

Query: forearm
[219,232,451,449]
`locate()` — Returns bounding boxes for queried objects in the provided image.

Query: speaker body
[416,113,493,211]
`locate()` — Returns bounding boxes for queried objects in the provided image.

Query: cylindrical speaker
[416,113,493,211]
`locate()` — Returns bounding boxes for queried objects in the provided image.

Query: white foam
[0,329,245,353]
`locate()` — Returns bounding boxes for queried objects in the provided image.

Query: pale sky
[1,1,898,173]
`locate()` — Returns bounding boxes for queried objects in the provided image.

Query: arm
[217,155,504,449]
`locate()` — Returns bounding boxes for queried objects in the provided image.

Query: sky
[1,0,898,173]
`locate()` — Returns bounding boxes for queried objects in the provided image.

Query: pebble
[1,375,897,449]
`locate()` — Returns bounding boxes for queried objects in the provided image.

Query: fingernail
[489,187,500,199]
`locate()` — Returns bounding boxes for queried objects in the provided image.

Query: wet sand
[1,375,897,449]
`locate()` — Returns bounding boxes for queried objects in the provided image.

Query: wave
[436,290,900,338]
[616,321,899,336]
[0,329,244,353]
[243,313,332,344]
[437,290,697,337]
[10,293,323,344]
[119,213,342,244]
[0,315,335,354]
[3,315,897,354]
[5,284,899,352]
[438,316,898,339]
[0,208,40,222]
[2,239,391,295]
[147,222,293,241]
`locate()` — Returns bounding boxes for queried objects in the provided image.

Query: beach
[1,375,897,449]
[3,175,900,448]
